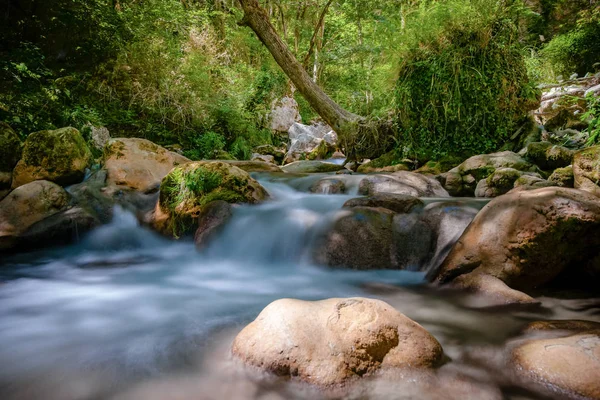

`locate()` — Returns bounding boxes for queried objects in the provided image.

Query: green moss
[21,127,92,179]
[159,162,262,237]
[307,140,330,161]
[0,122,22,171]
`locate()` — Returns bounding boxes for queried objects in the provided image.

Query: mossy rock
[573,146,600,197]
[281,160,345,174]
[549,166,574,188]
[12,127,92,188]
[253,145,286,164]
[306,140,331,161]
[153,161,269,237]
[356,150,411,173]
[416,156,463,175]
[525,142,574,171]
[0,122,22,173]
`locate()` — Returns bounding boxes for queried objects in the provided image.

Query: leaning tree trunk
[238,0,361,142]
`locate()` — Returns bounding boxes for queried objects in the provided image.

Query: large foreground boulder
[430,187,600,304]
[151,161,268,237]
[103,138,190,193]
[441,151,539,196]
[509,321,600,399]
[12,127,92,188]
[0,180,70,250]
[0,122,22,198]
[232,298,443,387]
[358,171,449,197]
[573,146,600,197]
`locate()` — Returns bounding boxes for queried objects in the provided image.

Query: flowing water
[0,173,598,400]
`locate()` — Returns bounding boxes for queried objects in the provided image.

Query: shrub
[394,0,540,159]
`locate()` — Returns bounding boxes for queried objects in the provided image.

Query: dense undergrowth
[0,0,598,161]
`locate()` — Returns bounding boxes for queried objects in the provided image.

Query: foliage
[584,93,600,146]
[394,0,540,159]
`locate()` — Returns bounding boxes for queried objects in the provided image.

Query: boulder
[269,97,301,132]
[548,128,588,150]
[314,207,396,270]
[343,193,424,214]
[232,297,444,387]
[0,180,70,250]
[358,171,449,198]
[430,187,600,304]
[309,177,346,194]
[510,325,600,399]
[0,122,22,195]
[356,150,412,173]
[315,197,477,271]
[194,200,233,250]
[281,160,345,173]
[221,160,282,173]
[286,122,336,161]
[440,151,538,196]
[525,141,574,170]
[103,138,190,194]
[548,165,574,188]
[252,144,286,164]
[152,161,268,237]
[474,168,524,198]
[573,146,600,197]
[12,127,92,188]
[83,124,110,155]
[250,153,275,164]
[512,174,554,191]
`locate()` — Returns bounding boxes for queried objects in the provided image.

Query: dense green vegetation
[1,0,598,161]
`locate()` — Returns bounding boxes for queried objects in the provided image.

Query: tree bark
[237,0,360,140]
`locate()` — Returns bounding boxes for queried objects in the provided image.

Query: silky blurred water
[0,174,597,400]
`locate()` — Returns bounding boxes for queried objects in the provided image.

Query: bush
[394,0,540,159]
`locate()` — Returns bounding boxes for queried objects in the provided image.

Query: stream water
[1,173,599,400]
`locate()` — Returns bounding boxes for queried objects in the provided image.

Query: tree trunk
[237,0,360,140]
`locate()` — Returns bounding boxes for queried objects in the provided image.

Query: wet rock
[151,161,268,237]
[269,97,301,132]
[430,187,600,304]
[221,160,282,173]
[309,177,346,194]
[232,297,444,387]
[0,122,22,195]
[250,153,275,164]
[440,151,538,196]
[511,327,600,399]
[314,207,395,270]
[573,146,600,197]
[548,165,574,188]
[0,180,70,250]
[12,127,92,188]
[358,171,449,197]
[522,320,600,333]
[19,206,100,248]
[525,141,574,170]
[104,138,190,193]
[281,160,345,173]
[343,193,424,214]
[194,201,233,250]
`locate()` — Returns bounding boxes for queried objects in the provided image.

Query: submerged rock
[0,180,70,250]
[573,145,600,197]
[194,200,233,250]
[104,138,190,193]
[151,161,268,237]
[281,160,345,173]
[358,171,449,197]
[309,177,346,194]
[232,297,443,387]
[430,187,600,304]
[12,127,92,188]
